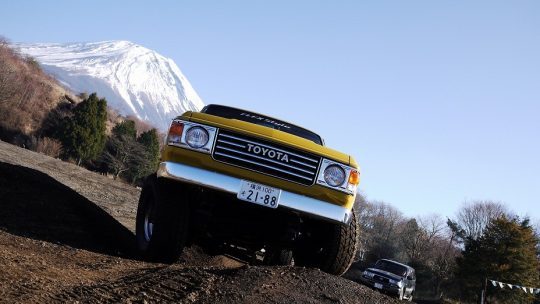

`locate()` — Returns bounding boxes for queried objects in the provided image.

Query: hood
[366,268,404,281]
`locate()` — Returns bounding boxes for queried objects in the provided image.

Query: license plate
[237,180,281,209]
[374,283,383,289]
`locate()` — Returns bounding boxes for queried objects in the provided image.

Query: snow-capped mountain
[16,40,204,131]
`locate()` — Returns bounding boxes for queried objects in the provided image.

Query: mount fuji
[16,40,204,131]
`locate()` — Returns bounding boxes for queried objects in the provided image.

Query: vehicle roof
[378,259,415,271]
[201,104,324,144]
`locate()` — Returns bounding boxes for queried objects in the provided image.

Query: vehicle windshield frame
[375,260,408,277]
[200,104,324,145]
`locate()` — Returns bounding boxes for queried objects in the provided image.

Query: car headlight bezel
[316,158,360,194]
[167,119,217,153]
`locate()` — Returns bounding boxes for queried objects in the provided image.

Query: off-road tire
[294,209,359,276]
[319,209,359,275]
[264,248,294,266]
[136,174,189,263]
[406,292,413,302]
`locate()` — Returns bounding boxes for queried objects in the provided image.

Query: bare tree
[430,223,460,298]
[400,214,447,263]
[356,200,406,264]
[418,214,446,241]
[101,134,147,179]
[400,219,427,262]
[453,200,508,241]
[353,192,368,261]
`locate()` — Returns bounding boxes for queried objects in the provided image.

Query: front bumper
[359,277,401,295]
[157,161,352,224]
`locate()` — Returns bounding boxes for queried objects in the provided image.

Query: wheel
[264,247,294,266]
[136,174,190,263]
[406,291,413,302]
[294,209,359,276]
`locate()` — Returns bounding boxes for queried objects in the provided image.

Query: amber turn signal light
[348,170,360,185]
[169,121,184,136]
[168,121,184,144]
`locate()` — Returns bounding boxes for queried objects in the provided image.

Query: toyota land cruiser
[135,104,360,275]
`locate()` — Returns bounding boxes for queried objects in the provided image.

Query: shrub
[35,137,63,158]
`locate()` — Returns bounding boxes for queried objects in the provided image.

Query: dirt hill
[0,140,405,303]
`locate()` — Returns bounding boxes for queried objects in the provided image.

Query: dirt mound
[0,140,405,303]
[53,265,402,304]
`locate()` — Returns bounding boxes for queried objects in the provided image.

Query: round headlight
[323,164,346,187]
[185,126,209,148]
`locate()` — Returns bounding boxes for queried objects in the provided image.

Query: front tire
[136,175,189,263]
[406,291,413,302]
[294,209,359,275]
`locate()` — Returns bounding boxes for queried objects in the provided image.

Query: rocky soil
[0,140,405,303]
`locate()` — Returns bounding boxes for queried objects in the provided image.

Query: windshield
[200,104,323,145]
[375,260,408,277]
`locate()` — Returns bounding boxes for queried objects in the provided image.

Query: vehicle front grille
[212,130,321,185]
[375,275,390,284]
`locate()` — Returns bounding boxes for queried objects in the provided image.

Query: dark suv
[360,259,416,301]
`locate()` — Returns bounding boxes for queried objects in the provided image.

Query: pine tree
[137,128,160,169]
[112,120,136,139]
[127,128,160,183]
[456,216,540,303]
[61,93,107,165]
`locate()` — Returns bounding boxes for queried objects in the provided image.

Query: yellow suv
[136,104,360,275]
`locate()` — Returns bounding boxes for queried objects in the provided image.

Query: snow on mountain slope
[16,41,204,131]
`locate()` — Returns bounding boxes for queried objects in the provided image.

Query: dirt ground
[0,140,405,304]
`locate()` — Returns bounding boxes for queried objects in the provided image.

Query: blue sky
[1,0,539,219]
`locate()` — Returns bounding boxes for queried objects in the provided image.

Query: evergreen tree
[61,93,107,165]
[137,128,160,169]
[456,216,540,303]
[112,120,136,139]
[127,128,160,183]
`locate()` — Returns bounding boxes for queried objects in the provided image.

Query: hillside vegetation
[0,38,75,143]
